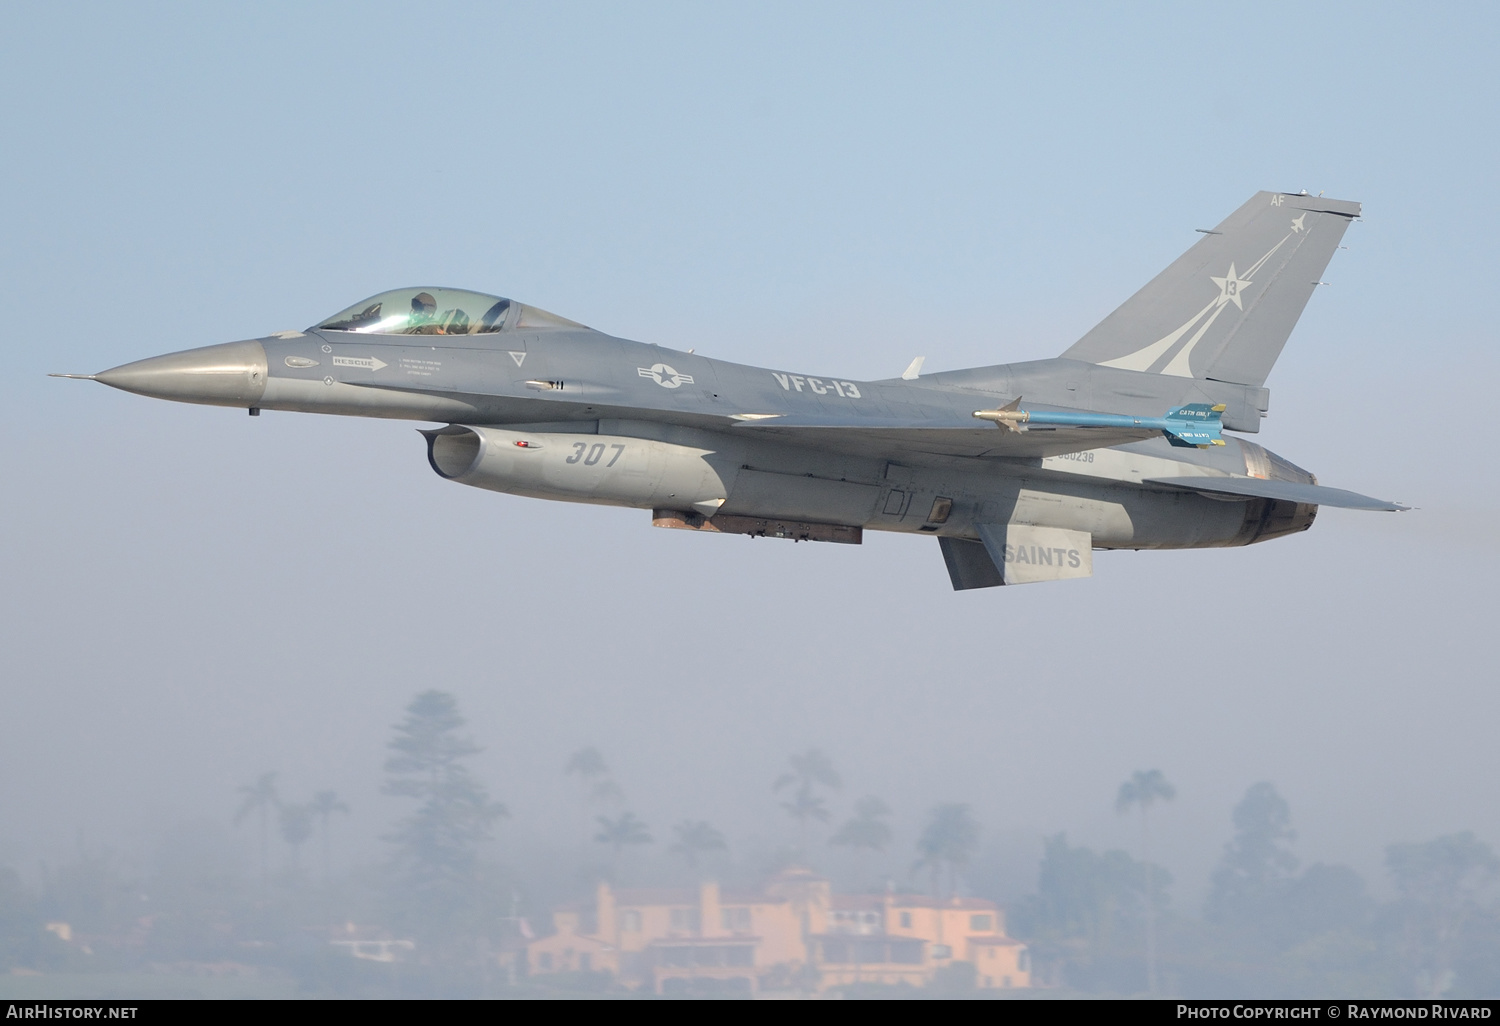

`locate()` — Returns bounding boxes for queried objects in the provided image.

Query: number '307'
[566,442,626,467]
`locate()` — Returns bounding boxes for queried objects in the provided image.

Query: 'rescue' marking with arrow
[331,355,388,371]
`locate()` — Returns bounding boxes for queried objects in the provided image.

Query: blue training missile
[974,398,1227,448]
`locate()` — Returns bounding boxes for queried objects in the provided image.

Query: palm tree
[912,803,979,897]
[831,796,893,886]
[234,771,279,883]
[670,820,728,869]
[1117,769,1175,995]
[774,749,842,797]
[595,812,652,875]
[310,790,350,883]
[774,750,841,852]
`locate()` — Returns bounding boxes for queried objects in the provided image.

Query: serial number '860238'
[566,442,627,467]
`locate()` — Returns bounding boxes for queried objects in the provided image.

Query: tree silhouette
[670,820,728,869]
[595,812,652,875]
[913,803,979,897]
[1206,781,1298,933]
[831,796,893,886]
[1116,769,1175,995]
[774,750,841,852]
[565,746,625,806]
[233,771,279,883]
[383,690,507,930]
[278,803,313,871]
[1022,832,1166,953]
[1386,831,1500,997]
[310,790,350,883]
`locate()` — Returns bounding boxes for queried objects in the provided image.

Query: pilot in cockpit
[408,292,440,334]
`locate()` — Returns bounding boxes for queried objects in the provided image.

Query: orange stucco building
[525,869,1030,994]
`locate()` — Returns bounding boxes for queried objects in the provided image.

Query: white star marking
[1209,263,1253,310]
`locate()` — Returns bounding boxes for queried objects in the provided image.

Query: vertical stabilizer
[1062,191,1359,387]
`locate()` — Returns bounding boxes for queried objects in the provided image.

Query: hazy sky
[2,2,1497,905]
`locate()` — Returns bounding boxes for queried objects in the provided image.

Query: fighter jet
[58,190,1405,589]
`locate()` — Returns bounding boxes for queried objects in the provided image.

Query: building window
[899,912,912,928]
[969,913,993,931]
[987,948,996,959]
[620,909,642,933]
[721,907,751,932]
[669,908,701,934]
[537,952,553,971]
[1003,976,1012,988]
[983,976,993,988]
[932,944,952,960]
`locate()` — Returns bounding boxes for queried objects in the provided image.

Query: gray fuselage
[93,323,1316,555]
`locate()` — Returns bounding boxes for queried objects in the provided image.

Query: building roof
[531,931,614,950]
[828,893,1001,911]
[890,896,999,911]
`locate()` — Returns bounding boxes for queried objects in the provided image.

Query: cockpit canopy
[313,287,584,336]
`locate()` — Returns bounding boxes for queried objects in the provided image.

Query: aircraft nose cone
[95,339,268,407]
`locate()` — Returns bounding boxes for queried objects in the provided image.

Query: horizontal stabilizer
[1144,476,1407,511]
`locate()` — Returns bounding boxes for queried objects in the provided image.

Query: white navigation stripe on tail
[1098,296,1219,371]
[1161,300,1234,377]
[1241,232,1293,279]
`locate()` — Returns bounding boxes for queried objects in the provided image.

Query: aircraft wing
[729,415,1157,459]
[1144,476,1408,511]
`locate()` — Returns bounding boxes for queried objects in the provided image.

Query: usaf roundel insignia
[638,363,695,389]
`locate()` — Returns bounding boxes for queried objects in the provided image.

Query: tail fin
[1062,191,1359,387]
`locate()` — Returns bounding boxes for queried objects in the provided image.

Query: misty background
[1,0,1497,996]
